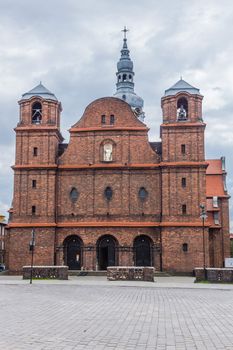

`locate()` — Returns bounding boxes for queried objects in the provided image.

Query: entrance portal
[134,235,152,266]
[63,235,83,270]
[97,235,117,270]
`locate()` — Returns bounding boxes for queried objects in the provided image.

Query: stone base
[107,266,154,282]
[23,266,68,280]
[195,268,233,283]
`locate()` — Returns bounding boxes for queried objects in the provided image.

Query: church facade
[6,32,230,273]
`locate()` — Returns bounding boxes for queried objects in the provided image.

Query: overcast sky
[1,0,233,229]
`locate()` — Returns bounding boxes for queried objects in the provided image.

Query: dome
[114,91,143,109]
[117,58,133,71]
[21,82,58,101]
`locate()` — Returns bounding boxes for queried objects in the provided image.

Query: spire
[113,27,145,122]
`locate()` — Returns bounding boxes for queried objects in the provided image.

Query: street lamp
[29,228,36,284]
[200,204,207,280]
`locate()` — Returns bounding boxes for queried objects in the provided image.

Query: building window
[213,196,218,208]
[32,102,42,124]
[104,186,113,201]
[32,180,37,188]
[123,74,127,81]
[103,143,113,162]
[182,243,188,252]
[110,115,115,125]
[101,115,106,124]
[32,206,36,215]
[122,94,126,100]
[70,187,79,203]
[138,187,148,202]
[33,147,38,156]
[214,212,220,225]
[181,144,186,155]
[182,204,187,215]
[177,97,188,120]
[181,178,186,188]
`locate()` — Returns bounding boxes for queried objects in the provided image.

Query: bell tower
[161,78,205,163]
[160,78,207,222]
[12,83,63,223]
[160,78,209,272]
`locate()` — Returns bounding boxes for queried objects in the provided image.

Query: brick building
[7,32,230,273]
[0,215,6,265]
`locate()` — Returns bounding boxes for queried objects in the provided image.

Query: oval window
[104,186,113,201]
[70,187,79,202]
[139,187,148,201]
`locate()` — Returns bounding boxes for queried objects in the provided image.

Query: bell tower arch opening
[32,101,42,124]
[177,97,188,120]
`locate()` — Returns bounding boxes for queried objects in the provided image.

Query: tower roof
[114,27,145,122]
[21,82,58,101]
[164,78,201,96]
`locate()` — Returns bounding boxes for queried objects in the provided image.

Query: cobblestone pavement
[0,278,233,349]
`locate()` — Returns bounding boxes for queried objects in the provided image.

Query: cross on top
[121,26,129,39]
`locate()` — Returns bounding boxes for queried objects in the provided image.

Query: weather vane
[121,26,129,40]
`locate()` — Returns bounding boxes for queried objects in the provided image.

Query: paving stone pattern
[0,283,233,349]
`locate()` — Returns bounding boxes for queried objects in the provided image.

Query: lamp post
[29,228,36,284]
[200,204,207,280]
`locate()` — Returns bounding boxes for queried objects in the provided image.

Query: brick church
[7,30,230,273]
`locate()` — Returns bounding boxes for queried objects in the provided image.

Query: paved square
[0,277,233,349]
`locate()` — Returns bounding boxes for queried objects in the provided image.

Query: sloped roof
[164,78,200,96]
[206,159,225,196]
[21,82,58,101]
[206,159,223,175]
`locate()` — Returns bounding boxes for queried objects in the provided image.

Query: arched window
[122,94,126,101]
[118,75,121,82]
[103,143,113,162]
[123,74,127,81]
[104,186,113,201]
[70,187,79,203]
[177,97,188,120]
[32,102,42,124]
[138,187,148,202]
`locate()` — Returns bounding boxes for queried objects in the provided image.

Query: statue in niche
[177,104,187,120]
[104,143,113,162]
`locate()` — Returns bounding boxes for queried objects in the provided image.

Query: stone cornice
[69,126,149,133]
[7,221,210,228]
[12,161,208,170]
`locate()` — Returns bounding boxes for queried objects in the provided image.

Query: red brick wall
[161,227,207,272]
[7,228,55,273]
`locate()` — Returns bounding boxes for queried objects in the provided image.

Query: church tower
[160,79,208,271]
[114,27,145,122]
[8,83,63,271]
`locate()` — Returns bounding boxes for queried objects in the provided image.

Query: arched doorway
[97,235,118,270]
[134,235,152,266]
[63,235,83,270]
